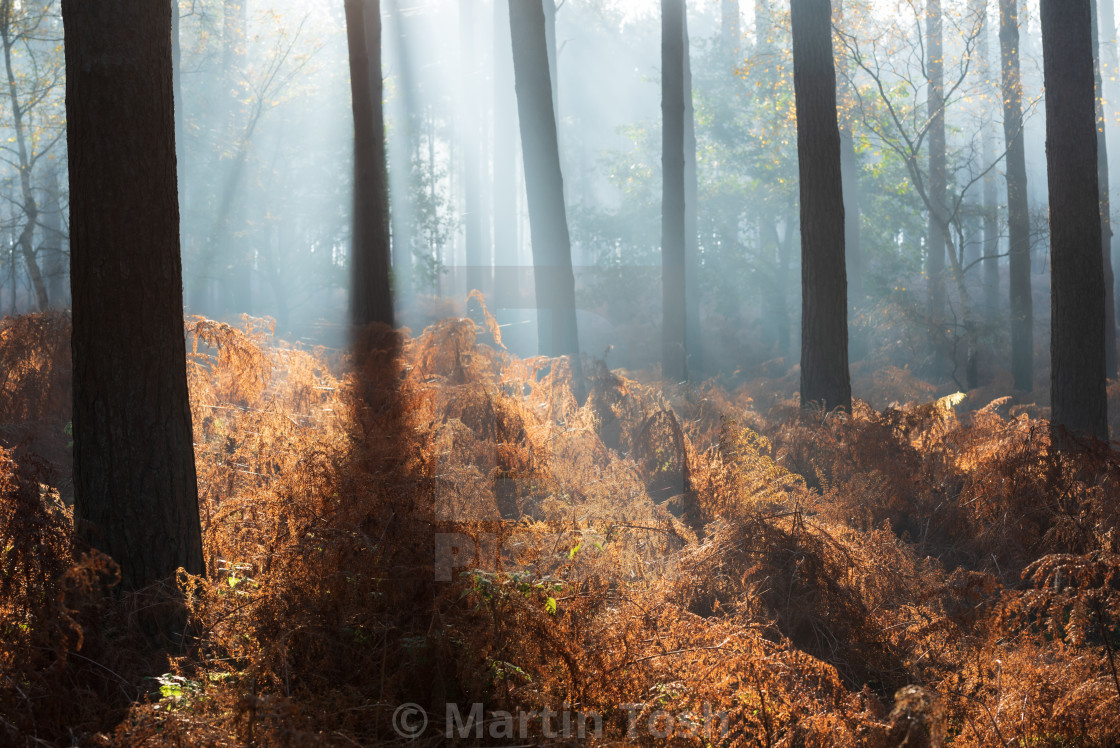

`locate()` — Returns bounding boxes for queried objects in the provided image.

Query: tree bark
[346,0,394,329]
[792,0,851,412]
[999,0,1034,392]
[662,0,688,382]
[1040,0,1109,440]
[508,0,579,359]
[63,0,204,591]
[461,0,487,302]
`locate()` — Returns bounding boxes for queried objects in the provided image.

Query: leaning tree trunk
[791,0,851,412]
[346,0,394,329]
[63,0,204,593]
[662,0,688,382]
[508,0,579,359]
[1040,0,1109,440]
[999,0,1033,392]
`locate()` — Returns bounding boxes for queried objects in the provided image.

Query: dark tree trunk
[63,0,204,592]
[508,0,579,359]
[662,0,688,382]
[999,0,1033,392]
[1092,0,1119,378]
[791,0,851,412]
[1040,0,1109,440]
[684,9,701,376]
[927,0,947,329]
[42,163,66,308]
[346,0,394,329]
[493,0,518,305]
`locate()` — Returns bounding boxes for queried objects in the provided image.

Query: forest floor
[1,309,1120,746]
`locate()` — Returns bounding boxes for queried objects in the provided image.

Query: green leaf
[545,597,557,615]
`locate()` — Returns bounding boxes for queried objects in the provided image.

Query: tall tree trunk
[792,0,851,412]
[976,0,1000,326]
[662,0,688,382]
[346,0,394,328]
[385,0,414,298]
[1040,0,1109,440]
[684,6,702,375]
[927,0,947,332]
[461,0,487,303]
[493,0,518,306]
[999,0,1034,392]
[508,0,579,359]
[42,163,66,307]
[1092,0,1119,377]
[63,0,204,593]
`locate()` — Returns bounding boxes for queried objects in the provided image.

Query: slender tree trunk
[42,163,66,307]
[461,1,486,303]
[385,0,414,299]
[662,0,688,382]
[1092,0,1119,377]
[792,0,851,412]
[999,0,1034,392]
[508,0,579,359]
[346,0,394,328]
[1040,0,1109,440]
[63,0,204,592]
[927,0,947,332]
[684,6,702,375]
[975,0,1000,325]
[493,0,518,306]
